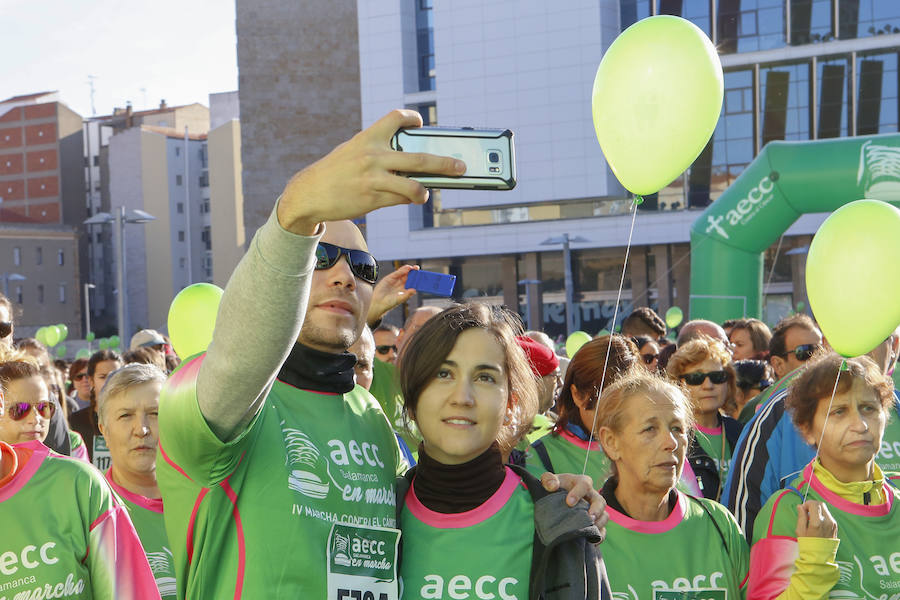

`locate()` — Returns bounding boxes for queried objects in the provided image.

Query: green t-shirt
[156,355,404,600]
[695,424,733,485]
[399,467,534,600]
[876,407,900,473]
[105,469,177,600]
[369,359,421,452]
[604,490,749,600]
[0,440,160,599]
[754,465,900,598]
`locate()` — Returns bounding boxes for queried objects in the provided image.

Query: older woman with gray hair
[96,363,177,600]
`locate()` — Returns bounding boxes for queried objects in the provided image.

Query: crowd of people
[1,109,899,599]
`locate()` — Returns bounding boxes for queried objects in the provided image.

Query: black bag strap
[532,438,555,474]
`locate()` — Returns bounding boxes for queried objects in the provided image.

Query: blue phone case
[405,270,456,297]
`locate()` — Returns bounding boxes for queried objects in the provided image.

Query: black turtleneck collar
[412,442,507,513]
[277,342,357,394]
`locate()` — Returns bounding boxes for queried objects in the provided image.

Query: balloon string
[802,359,846,502]
[581,197,640,477]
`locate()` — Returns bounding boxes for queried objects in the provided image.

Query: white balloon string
[582,196,640,477]
[802,359,846,502]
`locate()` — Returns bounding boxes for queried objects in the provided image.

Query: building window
[415,0,435,91]
[178,231,185,242]
[175,146,181,157]
[199,172,209,188]
[179,257,186,269]
[15,286,22,304]
[59,284,66,303]
[93,155,99,166]
[13,247,20,266]
[96,232,102,243]
[177,202,184,214]
[199,145,208,168]
[57,250,64,266]
[36,247,42,266]
[176,174,183,186]
[37,284,44,303]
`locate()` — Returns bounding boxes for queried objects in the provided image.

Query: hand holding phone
[391,126,516,190]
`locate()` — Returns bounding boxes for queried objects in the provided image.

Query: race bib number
[655,590,727,600]
[93,435,111,471]
[327,522,400,600]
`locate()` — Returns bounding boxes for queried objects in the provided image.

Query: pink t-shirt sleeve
[87,503,162,600]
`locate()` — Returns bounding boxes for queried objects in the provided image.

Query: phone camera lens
[488,152,500,163]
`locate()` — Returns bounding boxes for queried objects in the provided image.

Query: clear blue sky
[0,0,239,117]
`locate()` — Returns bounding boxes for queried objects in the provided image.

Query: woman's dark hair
[399,303,538,454]
[733,359,773,391]
[631,335,655,352]
[87,350,122,409]
[787,353,893,436]
[555,334,639,432]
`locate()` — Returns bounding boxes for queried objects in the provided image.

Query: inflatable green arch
[689,133,900,324]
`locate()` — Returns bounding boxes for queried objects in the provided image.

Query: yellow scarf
[812,459,887,505]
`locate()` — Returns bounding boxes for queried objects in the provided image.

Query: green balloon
[795,301,805,313]
[806,200,900,357]
[56,345,67,358]
[565,331,592,359]
[110,335,120,348]
[98,338,109,350]
[34,327,47,346]
[592,16,723,195]
[56,323,68,342]
[168,283,224,358]
[85,331,96,342]
[75,348,90,360]
[44,325,61,347]
[665,306,684,329]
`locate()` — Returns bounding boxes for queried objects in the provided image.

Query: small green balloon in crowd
[98,338,109,350]
[56,345,66,358]
[34,327,46,346]
[665,306,684,329]
[56,324,68,342]
[566,331,592,358]
[110,335,120,348]
[795,301,805,313]
[592,15,723,195]
[75,348,90,360]
[806,199,900,357]
[85,331,95,342]
[168,282,225,359]
[44,325,61,347]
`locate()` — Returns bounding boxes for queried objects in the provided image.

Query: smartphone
[391,126,516,190]
[405,270,457,297]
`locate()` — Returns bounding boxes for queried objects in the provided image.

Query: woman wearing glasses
[0,350,162,599]
[631,335,661,373]
[749,353,900,600]
[68,358,92,410]
[667,337,743,501]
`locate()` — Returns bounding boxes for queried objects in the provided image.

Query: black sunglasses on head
[315,242,378,284]
[779,343,820,362]
[679,370,728,386]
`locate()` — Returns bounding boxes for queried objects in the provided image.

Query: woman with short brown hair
[667,336,743,500]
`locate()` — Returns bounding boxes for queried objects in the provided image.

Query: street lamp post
[0,273,26,298]
[84,207,156,342]
[84,283,96,338]
[540,234,590,336]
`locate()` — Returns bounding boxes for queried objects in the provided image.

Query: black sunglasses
[315,242,378,284]
[780,343,820,362]
[376,345,397,354]
[679,370,728,386]
[641,353,658,364]
[0,321,11,338]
